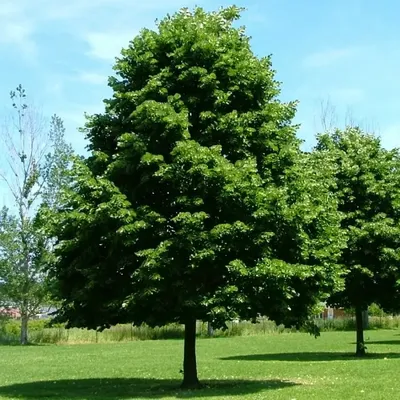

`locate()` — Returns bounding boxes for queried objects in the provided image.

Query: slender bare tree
[318,97,380,136]
[0,85,72,344]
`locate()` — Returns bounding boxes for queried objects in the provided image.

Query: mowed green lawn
[0,330,399,400]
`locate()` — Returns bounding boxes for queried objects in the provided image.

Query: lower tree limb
[355,306,366,357]
[181,318,201,389]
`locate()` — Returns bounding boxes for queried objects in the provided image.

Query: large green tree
[47,6,344,387]
[314,127,400,356]
[0,85,73,344]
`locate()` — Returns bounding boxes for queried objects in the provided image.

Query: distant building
[316,307,347,319]
[316,302,349,320]
[0,306,57,320]
[0,307,21,319]
[35,306,58,319]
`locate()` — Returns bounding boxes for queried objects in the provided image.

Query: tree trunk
[181,319,201,389]
[355,306,366,356]
[207,322,214,337]
[20,313,29,345]
[362,308,369,329]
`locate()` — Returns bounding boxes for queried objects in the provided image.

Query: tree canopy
[314,126,400,356]
[48,6,344,387]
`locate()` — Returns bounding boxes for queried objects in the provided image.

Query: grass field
[0,330,399,399]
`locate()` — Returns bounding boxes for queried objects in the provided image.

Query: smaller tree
[0,207,49,341]
[314,127,400,356]
[0,85,73,344]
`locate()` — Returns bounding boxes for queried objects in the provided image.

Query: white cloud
[0,3,22,17]
[85,32,137,61]
[329,88,365,105]
[35,0,193,20]
[41,0,120,20]
[303,47,362,68]
[0,0,199,61]
[0,4,37,59]
[58,104,106,155]
[1,23,32,44]
[0,0,131,21]
[76,72,107,85]
[380,123,400,149]
[44,81,63,96]
[59,103,105,126]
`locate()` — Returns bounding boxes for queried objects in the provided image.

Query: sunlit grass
[0,330,399,399]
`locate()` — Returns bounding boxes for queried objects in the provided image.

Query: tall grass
[1,316,399,345]
[315,316,400,331]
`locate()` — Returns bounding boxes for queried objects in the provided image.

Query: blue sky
[0,0,399,205]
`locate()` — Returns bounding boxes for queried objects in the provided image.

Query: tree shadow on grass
[359,340,400,345]
[0,378,299,399]
[221,351,400,362]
